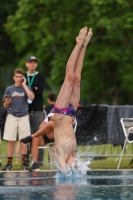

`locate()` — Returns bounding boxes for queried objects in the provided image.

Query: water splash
[48,145,92,178]
[54,157,91,179]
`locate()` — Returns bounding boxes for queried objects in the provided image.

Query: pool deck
[0,168,133,173]
[90,169,133,171]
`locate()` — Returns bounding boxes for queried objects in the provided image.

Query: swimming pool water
[0,170,133,200]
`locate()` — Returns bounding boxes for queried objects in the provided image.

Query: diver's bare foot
[76,26,88,45]
[84,28,93,46]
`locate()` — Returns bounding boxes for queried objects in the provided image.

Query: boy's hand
[4,97,12,108]
[22,76,27,86]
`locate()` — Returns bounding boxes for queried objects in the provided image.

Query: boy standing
[25,56,45,166]
[2,68,34,170]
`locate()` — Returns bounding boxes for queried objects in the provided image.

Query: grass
[0,140,133,170]
[0,140,52,170]
[89,157,133,169]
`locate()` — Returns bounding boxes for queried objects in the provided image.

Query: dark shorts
[42,134,54,145]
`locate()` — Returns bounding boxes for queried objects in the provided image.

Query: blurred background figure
[44,92,56,115]
[25,55,45,167]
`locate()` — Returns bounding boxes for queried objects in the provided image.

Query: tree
[4,0,133,105]
[0,0,18,105]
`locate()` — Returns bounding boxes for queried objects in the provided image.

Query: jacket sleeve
[32,74,45,96]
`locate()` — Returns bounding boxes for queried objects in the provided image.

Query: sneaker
[22,162,29,170]
[2,162,12,171]
[29,162,40,172]
[21,135,32,144]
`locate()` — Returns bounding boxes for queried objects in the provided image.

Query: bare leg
[55,27,88,108]
[31,136,44,162]
[15,141,21,163]
[70,28,93,109]
[32,127,47,138]
[32,122,54,139]
[7,141,15,157]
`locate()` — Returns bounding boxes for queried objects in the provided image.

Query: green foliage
[0,0,19,105]
[3,0,133,105]
[0,0,18,65]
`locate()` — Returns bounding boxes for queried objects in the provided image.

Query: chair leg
[48,149,53,170]
[38,143,55,170]
[129,158,133,165]
[48,144,56,170]
[117,140,127,169]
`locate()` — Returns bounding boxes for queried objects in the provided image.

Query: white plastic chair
[117,118,133,169]
[38,142,55,169]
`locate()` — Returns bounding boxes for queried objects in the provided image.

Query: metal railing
[77,143,133,158]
